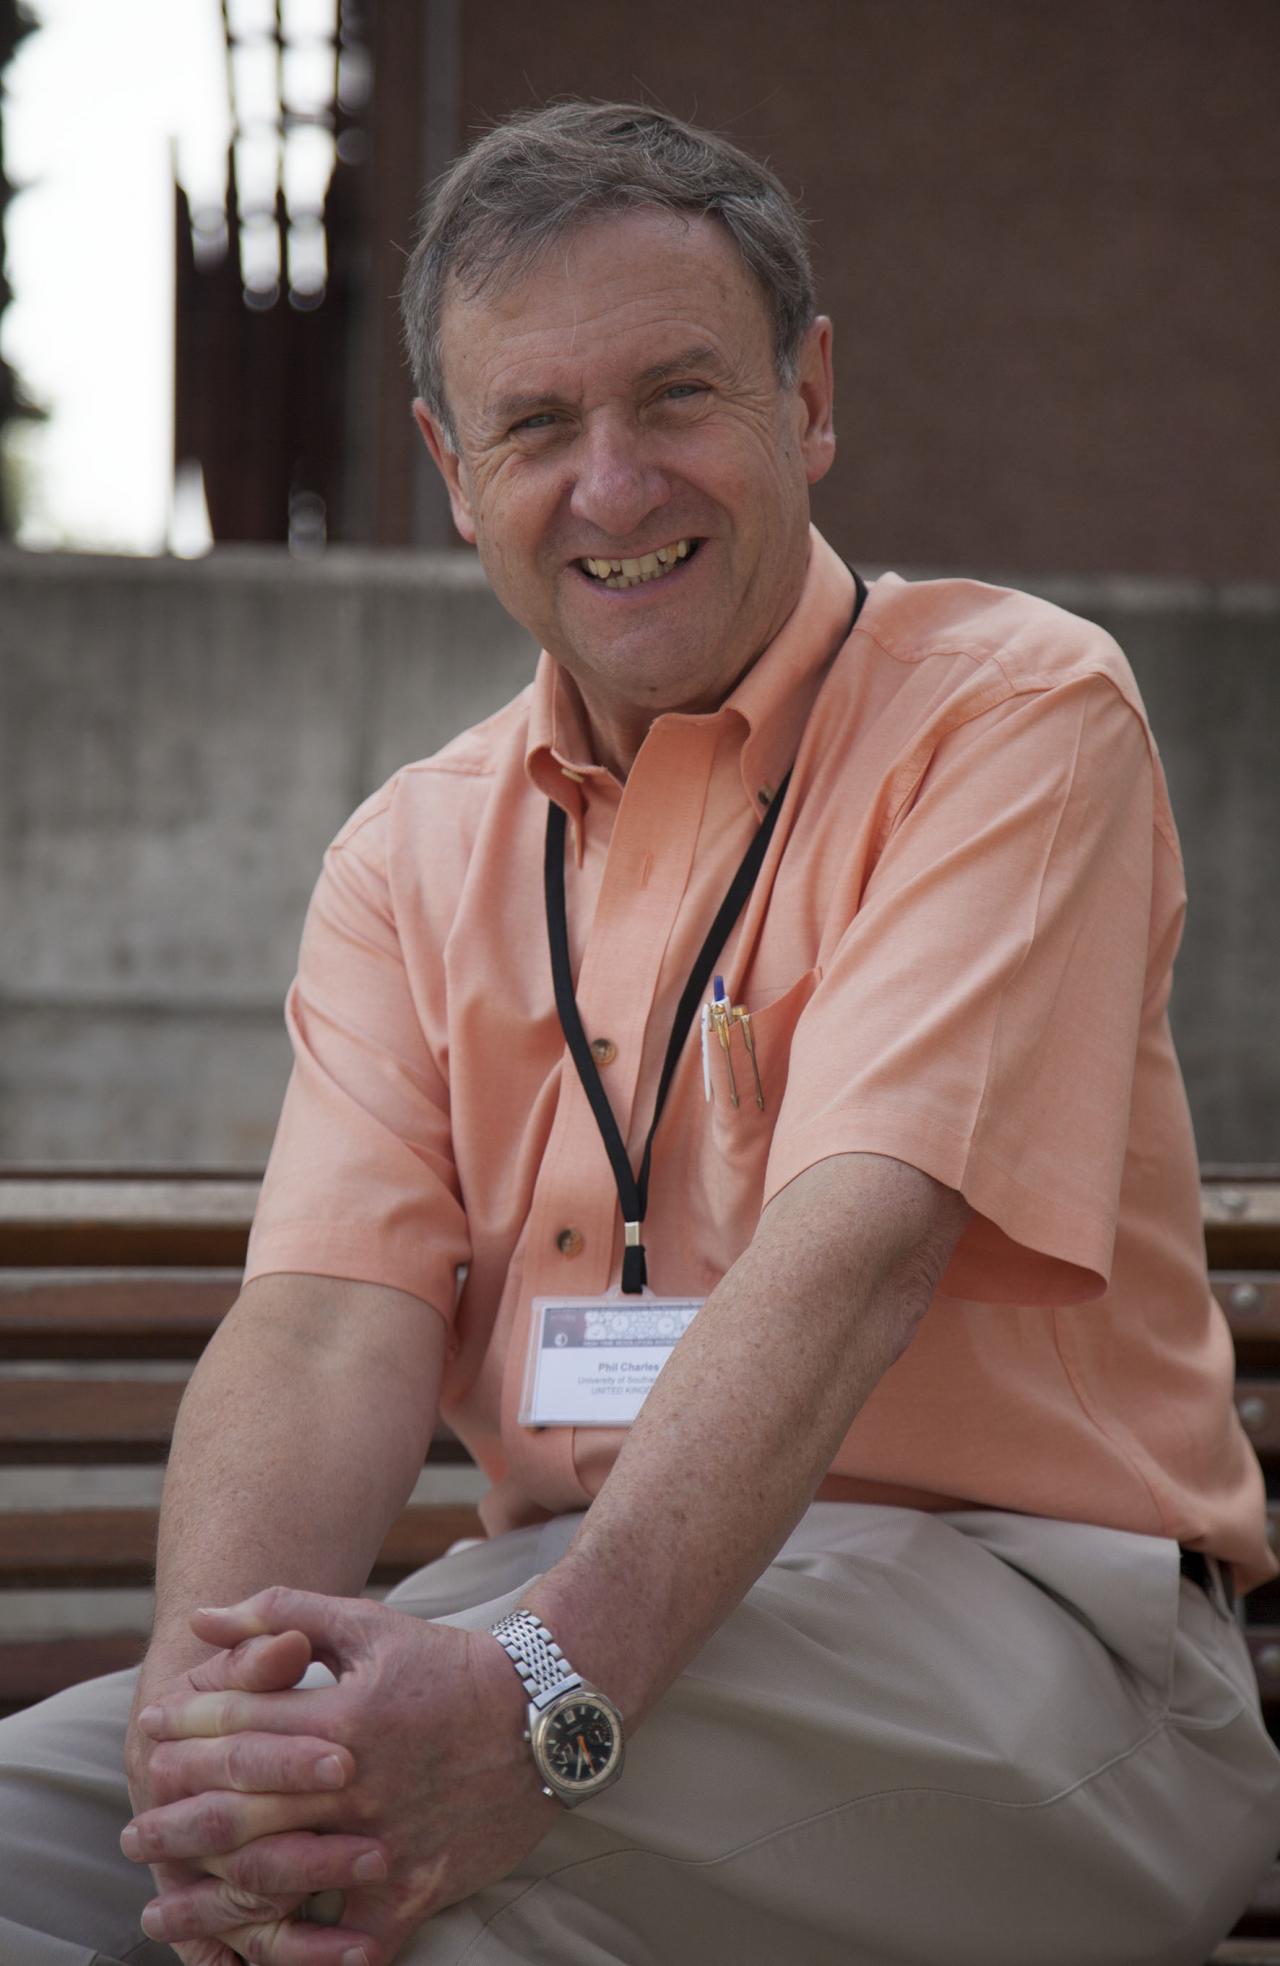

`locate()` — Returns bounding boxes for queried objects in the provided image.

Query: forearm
[524,1153,970,1722]
[147,1273,444,1674]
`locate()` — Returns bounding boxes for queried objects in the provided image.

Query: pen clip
[731,1005,765,1110]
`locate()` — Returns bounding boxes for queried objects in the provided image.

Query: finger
[138,1859,241,1966]
[137,1686,341,1742]
[189,1630,315,1696]
[227,1921,381,1966]
[181,1903,381,1966]
[141,1879,295,1947]
[170,1942,243,1966]
[148,1732,356,1801]
[211,1833,388,1899]
[123,1789,339,1865]
[191,1587,364,1656]
[143,1885,381,1963]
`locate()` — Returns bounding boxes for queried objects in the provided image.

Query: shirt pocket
[701,967,822,1214]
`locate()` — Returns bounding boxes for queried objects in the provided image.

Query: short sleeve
[243,822,469,1322]
[764,675,1158,1303]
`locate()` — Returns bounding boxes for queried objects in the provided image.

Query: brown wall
[436,0,1279,577]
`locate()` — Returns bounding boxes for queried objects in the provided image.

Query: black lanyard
[544,568,868,1294]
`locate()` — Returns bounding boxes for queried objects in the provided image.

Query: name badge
[520,1294,704,1428]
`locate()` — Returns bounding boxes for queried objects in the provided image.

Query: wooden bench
[0,1170,483,1715]
[3,1164,1279,1954]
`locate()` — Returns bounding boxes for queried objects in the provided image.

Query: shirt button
[589,1037,617,1067]
[555,1227,585,1259]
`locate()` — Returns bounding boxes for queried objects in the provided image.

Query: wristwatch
[489,1608,625,1808]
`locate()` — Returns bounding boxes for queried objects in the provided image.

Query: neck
[581,703,653,781]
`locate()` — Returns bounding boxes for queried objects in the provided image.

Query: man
[1,100,1277,1966]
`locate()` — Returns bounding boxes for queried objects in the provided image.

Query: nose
[568,414,671,540]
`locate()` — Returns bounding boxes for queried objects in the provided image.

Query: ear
[413,400,477,544]
[793,316,836,488]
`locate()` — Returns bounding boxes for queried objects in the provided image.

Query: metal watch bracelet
[489,1608,584,1710]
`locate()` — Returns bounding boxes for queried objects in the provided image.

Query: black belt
[1180,1546,1235,1610]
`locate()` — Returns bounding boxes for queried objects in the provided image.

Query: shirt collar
[526,526,857,818]
[526,654,599,827]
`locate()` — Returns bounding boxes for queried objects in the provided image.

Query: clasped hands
[122,1590,557,1966]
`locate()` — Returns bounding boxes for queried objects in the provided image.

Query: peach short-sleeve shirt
[245,529,1272,1589]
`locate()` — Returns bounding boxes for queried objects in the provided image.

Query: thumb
[190,1585,364,1666]
[187,1629,313,1696]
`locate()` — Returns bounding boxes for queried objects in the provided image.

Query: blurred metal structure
[0,0,42,540]
[175,0,383,547]
[176,0,459,548]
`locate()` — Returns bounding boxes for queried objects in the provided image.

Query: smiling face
[414,209,835,762]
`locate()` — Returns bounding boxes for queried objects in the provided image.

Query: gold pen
[732,1006,765,1110]
[712,1001,740,1107]
[710,978,739,1108]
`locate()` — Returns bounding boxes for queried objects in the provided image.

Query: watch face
[533,1694,623,1795]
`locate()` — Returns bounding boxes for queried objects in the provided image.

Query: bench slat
[2,1271,1273,1388]
[0,1178,258,1268]
[0,1271,237,1357]
[0,1502,484,1588]
[0,1378,186,1461]
[3,1171,1271,1263]
[0,1267,1273,1356]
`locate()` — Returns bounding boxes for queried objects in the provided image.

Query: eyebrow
[488,345,730,431]
[634,345,728,387]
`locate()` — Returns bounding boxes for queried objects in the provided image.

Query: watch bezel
[528,1687,625,1805]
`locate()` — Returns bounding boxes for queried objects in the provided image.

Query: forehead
[438,209,775,418]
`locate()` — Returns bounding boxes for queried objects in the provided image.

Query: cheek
[475,474,563,570]
[699,426,798,512]
[471,504,565,621]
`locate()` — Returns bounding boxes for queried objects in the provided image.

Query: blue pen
[709,975,739,1108]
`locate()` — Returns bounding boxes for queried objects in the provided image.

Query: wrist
[487,1606,626,1808]
[135,1628,215,1698]
[517,1559,661,1729]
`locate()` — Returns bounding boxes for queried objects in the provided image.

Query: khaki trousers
[1,1504,1277,1966]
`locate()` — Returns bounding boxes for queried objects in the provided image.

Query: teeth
[581,540,694,586]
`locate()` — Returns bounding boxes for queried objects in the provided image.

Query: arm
[522,1150,971,1720]
[126,1272,447,1965]
[142,1270,446,1680]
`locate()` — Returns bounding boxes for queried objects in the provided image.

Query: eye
[512,412,558,433]
[663,382,706,401]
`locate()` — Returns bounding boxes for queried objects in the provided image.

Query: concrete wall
[1,546,1276,1166]
[1,547,537,1166]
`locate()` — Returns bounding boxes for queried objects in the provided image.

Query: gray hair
[400,99,816,446]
